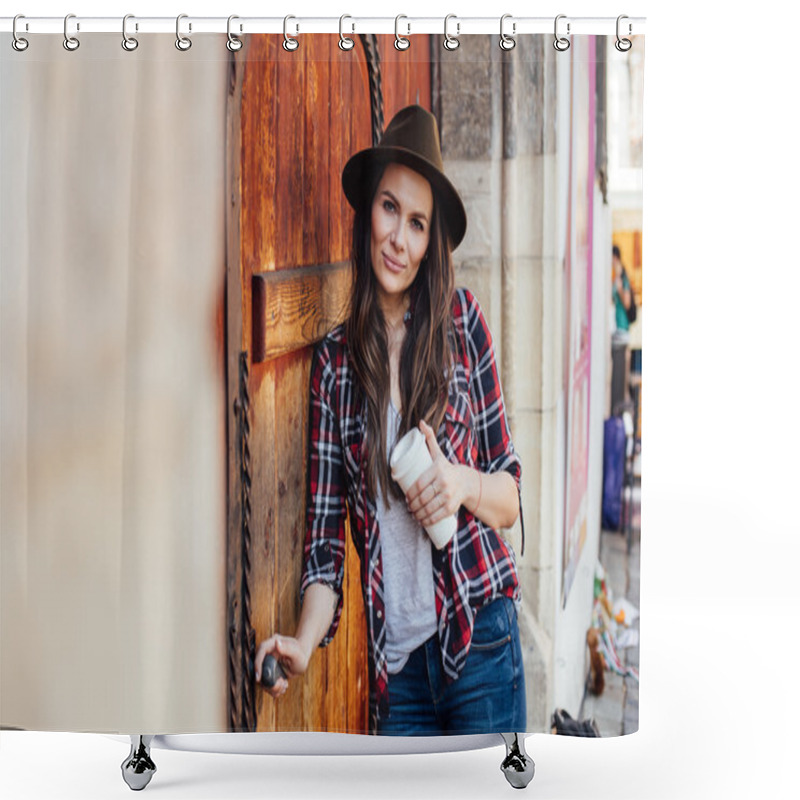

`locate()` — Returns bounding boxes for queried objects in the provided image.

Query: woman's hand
[406,420,473,528]
[406,420,519,532]
[254,634,311,699]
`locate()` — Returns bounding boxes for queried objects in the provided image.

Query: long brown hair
[345,163,456,506]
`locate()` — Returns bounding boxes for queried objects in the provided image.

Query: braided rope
[227,609,239,730]
[237,352,257,731]
[359,34,384,145]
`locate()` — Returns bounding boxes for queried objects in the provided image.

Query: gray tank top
[377,401,438,675]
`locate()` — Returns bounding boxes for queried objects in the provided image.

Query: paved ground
[579,482,640,737]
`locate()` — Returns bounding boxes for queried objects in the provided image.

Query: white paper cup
[390,428,457,549]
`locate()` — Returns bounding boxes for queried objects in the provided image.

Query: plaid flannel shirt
[300,287,522,733]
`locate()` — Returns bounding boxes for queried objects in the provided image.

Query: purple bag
[602,417,626,530]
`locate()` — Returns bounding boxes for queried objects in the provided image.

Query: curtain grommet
[122,14,139,52]
[63,13,80,51]
[12,15,29,52]
[175,14,192,51]
[339,14,355,51]
[394,15,411,51]
[615,15,633,52]
[283,15,299,52]
[499,14,516,51]
[553,14,570,52]
[443,14,460,51]
[227,15,243,52]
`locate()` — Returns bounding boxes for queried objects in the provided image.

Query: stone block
[439,87,494,161]
[516,258,544,408]
[512,41,547,158]
[543,46,559,156]
[517,601,553,733]
[460,192,495,260]
[538,408,559,571]
[519,564,556,641]
[513,158,546,257]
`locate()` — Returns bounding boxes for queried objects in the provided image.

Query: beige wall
[1,35,228,732]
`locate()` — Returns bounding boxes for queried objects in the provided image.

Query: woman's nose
[390,221,405,251]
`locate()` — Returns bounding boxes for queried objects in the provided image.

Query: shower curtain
[1,26,644,738]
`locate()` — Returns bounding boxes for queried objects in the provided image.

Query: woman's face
[370,163,433,311]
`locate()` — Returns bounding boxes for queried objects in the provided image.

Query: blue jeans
[378,596,527,735]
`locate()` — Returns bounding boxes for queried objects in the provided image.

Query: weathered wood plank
[250,361,277,732]
[274,352,309,732]
[251,261,352,363]
[380,34,433,126]
[241,35,278,282]
[303,36,330,267]
[275,37,305,269]
[329,36,351,265]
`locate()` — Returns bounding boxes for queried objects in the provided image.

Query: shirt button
[377,610,383,619]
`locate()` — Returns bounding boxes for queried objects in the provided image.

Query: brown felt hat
[342,105,467,250]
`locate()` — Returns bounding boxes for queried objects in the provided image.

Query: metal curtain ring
[553,14,570,52]
[499,13,516,51]
[12,15,29,52]
[63,13,80,51]
[339,15,354,51]
[283,15,299,51]
[443,14,460,51]
[227,15,243,52]
[615,15,633,52]
[122,14,139,51]
[176,14,192,50]
[394,15,410,51]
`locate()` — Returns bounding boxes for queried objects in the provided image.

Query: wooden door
[226,34,431,734]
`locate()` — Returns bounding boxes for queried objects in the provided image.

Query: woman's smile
[382,251,406,273]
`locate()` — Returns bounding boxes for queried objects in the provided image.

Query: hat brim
[342,146,467,251]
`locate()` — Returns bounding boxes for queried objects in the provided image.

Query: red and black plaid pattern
[300,288,522,732]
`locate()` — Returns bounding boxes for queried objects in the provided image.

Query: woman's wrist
[460,465,482,514]
[294,631,314,668]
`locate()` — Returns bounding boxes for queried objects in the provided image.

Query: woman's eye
[411,219,424,232]
[383,199,395,213]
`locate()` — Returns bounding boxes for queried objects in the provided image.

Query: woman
[255,106,526,736]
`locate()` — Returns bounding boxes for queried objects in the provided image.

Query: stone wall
[436,35,566,731]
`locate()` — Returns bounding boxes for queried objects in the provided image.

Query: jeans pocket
[470,598,512,651]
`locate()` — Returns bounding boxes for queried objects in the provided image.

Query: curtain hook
[12,14,29,52]
[63,13,80,51]
[553,14,570,52]
[175,14,192,51]
[122,14,139,51]
[499,13,516,51]
[339,15,355,51]
[227,15,243,52]
[394,15,411,51]
[283,15,299,51]
[443,14,460,51]
[615,15,633,52]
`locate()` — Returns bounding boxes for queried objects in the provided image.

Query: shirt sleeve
[463,289,522,494]
[299,338,348,646]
